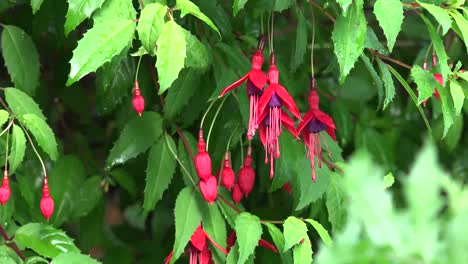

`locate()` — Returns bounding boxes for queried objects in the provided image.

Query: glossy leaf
[304,219,332,246]
[64,0,106,35]
[9,124,26,173]
[233,0,248,16]
[4,88,45,120]
[21,114,59,161]
[176,0,220,36]
[235,212,262,264]
[51,252,100,264]
[373,0,403,52]
[283,216,308,252]
[92,0,136,24]
[136,3,167,55]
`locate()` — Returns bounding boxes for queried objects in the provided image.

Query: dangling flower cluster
[132,80,145,116]
[195,129,218,204]
[296,79,336,182]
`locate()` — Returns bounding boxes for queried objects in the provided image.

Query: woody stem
[0,226,25,260]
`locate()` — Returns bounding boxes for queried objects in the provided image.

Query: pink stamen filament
[308,133,316,182]
[247,95,259,140]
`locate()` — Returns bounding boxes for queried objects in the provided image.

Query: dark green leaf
[21,114,59,161]
[373,0,403,52]
[235,212,262,264]
[4,88,45,120]
[164,70,201,120]
[51,252,100,264]
[437,75,456,137]
[136,3,167,55]
[31,0,44,14]
[291,10,307,71]
[64,0,106,35]
[376,58,396,109]
[200,200,227,263]
[183,29,210,69]
[9,124,26,173]
[361,55,384,108]
[265,223,293,264]
[283,216,308,252]
[73,176,102,218]
[233,0,248,16]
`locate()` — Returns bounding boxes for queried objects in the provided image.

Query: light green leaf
[164,70,201,120]
[373,0,403,52]
[136,3,167,55]
[183,29,210,69]
[376,58,396,109]
[4,88,46,120]
[106,112,163,169]
[265,223,293,264]
[283,216,308,252]
[9,124,26,173]
[233,0,248,16]
[1,26,40,95]
[0,110,9,128]
[450,11,468,54]
[418,1,452,35]
[22,114,58,161]
[143,134,176,212]
[92,0,136,24]
[156,21,186,93]
[64,0,106,36]
[383,172,395,189]
[291,10,307,71]
[304,219,332,246]
[292,238,312,264]
[51,252,100,264]
[411,65,440,104]
[171,187,203,264]
[235,212,262,264]
[336,0,352,14]
[25,256,49,264]
[14,223,79,258]
[31,0,44,13]
[450,80,465,115]
[66,19,135,86]
[176,0,220,36]
[332,4,367,83]
[438,81,456,137]
[0,247,16,264]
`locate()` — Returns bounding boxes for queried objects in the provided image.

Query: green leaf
[383,172,395,189]
[273,0,292,12]
[0,186,14,224]
[25,256,49,264]
[291,10,307,71]
[4,88,46,120]
[326,173,346,231]
[336,0,352,14]
[64,0,106,35]
[106,112,163,169]
[164,70,201,120]
[437,78,456,137]
[14,223,79,258]
[66,19,136,86]
[143,134,176,212]
[292,238,312,264]
[450,80,465,115]
[411,65,440,104]
[418,1,452,35]
[376,58,396,109]
[51,252,100,264]
[0,110,9,128]
[31,0,44,13]
[283,216,308,252]
[183,29,210,69]
[156,21,187,93]
[365,27,388,55]
[373,0,403,52]
[450,11,468,54]
[361,55,384,108]
[9,124,26,173]
[0,247,16,264]
[73,176,102,218]
[332,3,367,83]
[171,187,203,264]
[22,114,59,161]
[304,219,332,246]
[1,26,40,95]
[233,0,248,16]
[265,223,293,264]
[92,0,136,24]
[136,3,167,55]
[200,200,227,263]
[235,212,262,264]
[176,0,220,36]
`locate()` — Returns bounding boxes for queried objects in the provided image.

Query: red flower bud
[238,147,255,196]
[40,179,54,221]
[0,170,10,206]
[199,176,218,204]
[195,129,212,181]
[282,182,292,195]
[232,183,243,204]
[132,81,145,116]
[190,226,207,252]
[221,152,235,190]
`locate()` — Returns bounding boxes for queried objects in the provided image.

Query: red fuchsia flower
[256,54,301,179]
[219,36,268,140]
[237,146,255,196]
[195,129,212,181]
[220,152,235,190]
[226,231,278,254]
[232,183,243,204]
[0,169,10,206]
[132,80,145,116]
[296,79,336,182]
[199,176,218,204]
[40,178,54,220]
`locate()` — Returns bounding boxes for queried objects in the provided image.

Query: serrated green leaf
[164,70,200,120]
[143,134,176,212]
[265,223,293,264]
[171,187,203,264]
[437,80,456,137]
[22,114,58,161]
[183,29,210,69]
[1,26,40,95]
[304,219,332,246]
[373,0,403,52]
[92,0,136,24]
[364,27,388,55]
[235,212,262,264]
[176,0,220,36]
[450,11,468,54]
[15,223,79,258]
[293,238,312,264]
[411,65,440,104]
[383,172,395,189]
[156,21,186,93]
[332,4,367,83]
[66,19,136,86]
[291,10,307,71]
[0,110,9,128]
[64,0,106,36]
[31,0,44,13]
[376,58,396,109]
[73,176,102,219]
[283,216,308,252]
[418,1,452,35]
[136,3,167,55]
[361,55,384,108]
[106,112,163,169]
[51,252,100,264]
[233,0,248,16]
[9,124,26,173]
[450,80,465,115]
[326,173,346,231]
[4,88,45,120]
[337,0,352,14]
[200,200,227,263]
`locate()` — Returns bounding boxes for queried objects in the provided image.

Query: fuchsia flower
[132,80,145,116]
[0,169,10,206]
[296,79,336,182]
[219,36,268,139]
[195,129,212,181]
[40,178,54,220]
[256,54,301,178]
[237,146,256,196]
[199,176,218,204]
[220,152,235,190]
[232,183,243,204]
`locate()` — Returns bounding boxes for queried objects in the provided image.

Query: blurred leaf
[64,0,106,36]
[106,112,163,169]
[164,70,201,120]
[92,0,136,23]
[326,172,346,231]
[235,212,262,264]
[25,256,49,264]
[176,0,220,36]
[51,252,100,264]
[22,114,59,161]
[336,0,352,14]
[0,110,8,127]
[292,238,312,264]
[73,176,102,219]
[9,124,26,173]
[376,58,396,109]
[450,11,468,54]
[1,26,40,95]
[31,0,44,13]
[291,9,307,71]
[4,88,45,120]
[450,80,465,115]
[418,1,452,35]
[373,0,403,52]
[383,172,395,189]
[437,76,456,137]
[304,219,332,246]
[136,3,167,55]
[233,0,248,16]
[273,0,292,12]
[283,216,308,252]
[14,223,79,258]
[156,21,187,93]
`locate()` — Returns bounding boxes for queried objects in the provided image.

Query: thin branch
[371,49,412,70]
[309,0,335,22]
[176,128,195,162]
[0,226,25,260]
[217,195,241,214]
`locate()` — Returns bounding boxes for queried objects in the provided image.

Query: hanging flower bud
[40,178,54,221]
[199,176,218,204]
[238,146,255,196]
[0,169,10,206]
[132,80,145,116]
[221,152,235,190]
[195,129,212,181]
[232,183,243,204]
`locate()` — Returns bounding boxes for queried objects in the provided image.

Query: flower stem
[206,96,227,151]
[200,99,217,129]
[20,123,48,178]
[135,55,143,82]
[164,132,197,187]
[0,119,14,138]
